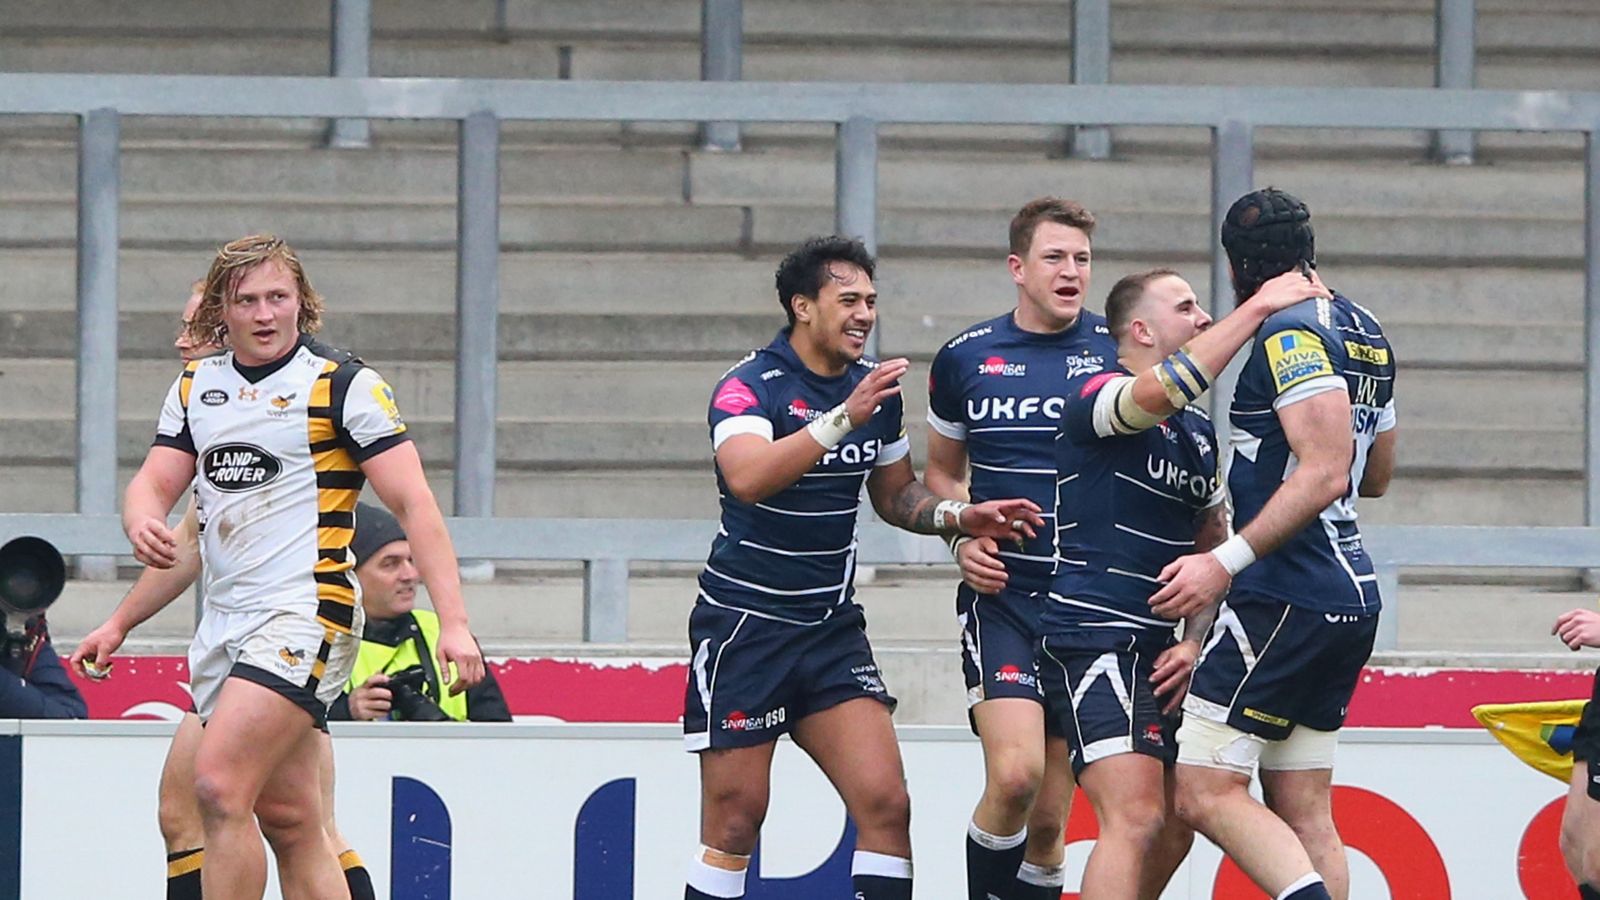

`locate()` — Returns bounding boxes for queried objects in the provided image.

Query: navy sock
[966,822,1027,900]
[1282,882,1333,900]
[853,851,913,900]
[1012,860,1066,900]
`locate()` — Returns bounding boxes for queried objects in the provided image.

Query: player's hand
[349,673,393,721]
[1149,552,1231,620]
[436,621,485,695]
[1553,608,1600,651]
[844,358,909,428]
[69,621,127,679]
[1246,268,1331,315]
[127,516,179,569]
[960,498,1044,542]
[956,537,1008,594]
[1150,639,1201,714]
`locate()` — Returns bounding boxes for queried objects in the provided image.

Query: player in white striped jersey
[123,236,484,900]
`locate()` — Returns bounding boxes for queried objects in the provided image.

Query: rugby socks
[966,820,1027,900]
[1013,860,1066,900]
[1277,872,1332,900]
[166,848,204,900]
[852,850,913,900]
[1580,885,1600,900]
[685,845,749,899]
[340,849,376,900]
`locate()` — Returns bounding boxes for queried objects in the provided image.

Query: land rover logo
[203,443,282,493]
[199,389,228,407]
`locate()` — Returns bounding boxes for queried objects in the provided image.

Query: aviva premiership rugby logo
[203,442,284,493]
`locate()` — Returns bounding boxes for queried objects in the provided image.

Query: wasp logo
[278,647,306,667]
[271,392,296,410]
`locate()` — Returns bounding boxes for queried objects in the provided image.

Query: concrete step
[5,250,1583,334]
[4,360,1569,431]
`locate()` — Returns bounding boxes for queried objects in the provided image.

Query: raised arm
[1091,270,1329,436]
[717,358,909,503]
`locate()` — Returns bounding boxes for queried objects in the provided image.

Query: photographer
[329,504,510,723]
[0,538,86,719]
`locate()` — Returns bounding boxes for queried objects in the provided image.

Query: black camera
[385,665,450,722]
[0,537,64,675]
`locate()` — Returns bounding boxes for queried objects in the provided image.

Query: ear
[1007,253,1025,286]
[792,295,813,325]
[1129,318,1156,349]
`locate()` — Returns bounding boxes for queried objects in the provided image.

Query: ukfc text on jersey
[926,310,1119,594]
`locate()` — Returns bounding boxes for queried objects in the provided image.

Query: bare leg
[1076,753,1168,900]
[1261,768,1346,900]
[158,712,206,853]
[1174,763,1318,897]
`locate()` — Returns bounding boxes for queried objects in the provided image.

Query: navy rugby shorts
[683,600,895,752]
[957,584,1065,737]
[1038,633,1179,777]
[1185,593,1377,742]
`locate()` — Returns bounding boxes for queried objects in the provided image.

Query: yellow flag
[1472,699,1588,783]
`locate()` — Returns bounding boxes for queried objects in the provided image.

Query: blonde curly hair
[186,235,324,348]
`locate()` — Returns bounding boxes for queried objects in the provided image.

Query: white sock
[1017,860,1065,887]
[1277,872,1326,900]
[687,847,748,898]
[852,850,913,879]
[966,820,1027,851]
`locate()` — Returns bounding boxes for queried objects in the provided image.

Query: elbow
[1359,477,1390,499]
[723,474,771,506]
[1321,470,1351,505]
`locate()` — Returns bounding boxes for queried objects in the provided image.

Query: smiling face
[1011,221,1092,332]
[790,260,878,372]
[222,260,302,366]
[355,540,418,621]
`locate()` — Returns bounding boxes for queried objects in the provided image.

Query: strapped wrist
[1153,345,1216,408]
[805,402,853,450]
[1210,534,1256,577]
[933,499,970,533]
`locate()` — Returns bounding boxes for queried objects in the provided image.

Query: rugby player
[923,197,1118,900]
[72,280,375,899]
[1552,606,1600,898]
[1040,267,1328,900]
[1158,190,1398,900]
[122,235,484,899]
[684,236,1043,900]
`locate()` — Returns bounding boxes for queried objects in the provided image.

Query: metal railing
[323,0,1482,161]
[7,514,1600,652]
[3,72,1600,648]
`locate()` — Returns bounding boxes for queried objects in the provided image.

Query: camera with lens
[0,537,66,676]
[385,665,450,722]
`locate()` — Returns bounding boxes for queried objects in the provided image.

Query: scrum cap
[1220,188,1314,300]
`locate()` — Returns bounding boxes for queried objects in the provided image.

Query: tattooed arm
[866,458,1043,540]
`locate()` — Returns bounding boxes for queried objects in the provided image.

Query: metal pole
[583,558,630,642]
[698,0,743,151]
[455,111,500,532]
[1432,0,1476,164]
[326,0,372,148]
[1584,130,1600,531]
[1069,0,1112,159]
[836,116,879,356]
[76,108,119,582]
[1209,119,1254,448]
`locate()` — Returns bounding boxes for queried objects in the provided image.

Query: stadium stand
[4,0,1600,724]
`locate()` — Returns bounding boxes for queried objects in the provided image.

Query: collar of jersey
[232,333,309,384]
[769,328,854,385]
[1006,308,1092,343]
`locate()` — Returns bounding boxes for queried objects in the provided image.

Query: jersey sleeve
[152,367,197,455]
[1061,371,1125,443]
[339,366,412,462]
[709,368,775,451]
[1376,398,1397,433]
[876,389,910,467]
[925,345,966,440]
[1259,308,1346,411]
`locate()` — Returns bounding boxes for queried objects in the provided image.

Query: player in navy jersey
[1157,190,1398,900]
[684,236,1043,900]
[1040,266,1328,900]
[1553,606,1600,899]
[924,197,1119,900]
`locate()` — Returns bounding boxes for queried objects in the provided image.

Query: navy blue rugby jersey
[1228,292,1397,615]
[699,330,910,624]
[926,310,1117,593]
[1043,367,1224,648]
